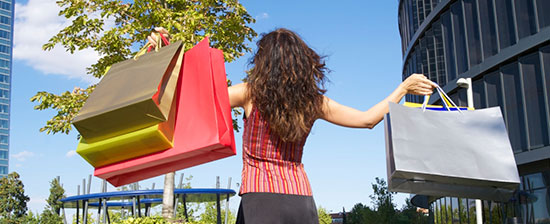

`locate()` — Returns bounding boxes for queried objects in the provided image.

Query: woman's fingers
[147,35,157,47]
[154,27,169,35]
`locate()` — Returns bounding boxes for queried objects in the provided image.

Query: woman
[150,28,435,224]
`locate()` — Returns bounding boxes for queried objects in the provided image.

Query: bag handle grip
[134,33,171,60]
[421,84,463,114]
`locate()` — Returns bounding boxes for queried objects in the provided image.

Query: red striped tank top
[239,106,313,196]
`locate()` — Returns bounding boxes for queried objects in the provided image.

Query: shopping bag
[76,118,174,168]
[73,39,184,143]
[94,38,236,187]
[384,86,520,202]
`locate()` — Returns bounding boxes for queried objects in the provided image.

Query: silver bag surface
[384,102,520,202]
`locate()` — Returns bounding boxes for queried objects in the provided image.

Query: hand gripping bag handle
[421,84,463,114]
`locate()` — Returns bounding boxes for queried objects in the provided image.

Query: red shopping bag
[94,38,236,186]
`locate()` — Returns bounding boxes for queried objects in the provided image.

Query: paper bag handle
[134,33,171,60]
[421,84,463,114]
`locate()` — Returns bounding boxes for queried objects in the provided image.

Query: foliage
[369,177,397,223]
[0,172,30,223]
[196,202,235,224]
[22,211,41,224]
[348,177,431,224]
[32,0,257,135]
[36,177,66,223]
[317,207,332,224]
[72,212,96,224]
[30,86,94,134]
[40,210,64,224]
[45,177,66,214]
[399,199,430,224]
[348,203,377,224]
[113,216,170,224]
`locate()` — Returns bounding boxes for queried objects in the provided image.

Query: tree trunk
[162,172,175,219]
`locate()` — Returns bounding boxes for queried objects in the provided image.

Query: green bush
[113,216,171,224]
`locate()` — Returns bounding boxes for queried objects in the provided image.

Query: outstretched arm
[321,74,436,129]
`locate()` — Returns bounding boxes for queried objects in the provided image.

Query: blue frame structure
[60,188,236,224]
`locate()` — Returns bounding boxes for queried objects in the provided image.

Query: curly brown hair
[247,28,328,142]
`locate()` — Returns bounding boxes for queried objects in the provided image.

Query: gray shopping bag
[384,91,520,202]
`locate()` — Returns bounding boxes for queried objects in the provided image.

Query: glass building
[0,0,12,178]
[398,0,550,223]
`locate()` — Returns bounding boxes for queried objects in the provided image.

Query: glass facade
[0,0,12,178]
[398,0,550,223]
[431,172,550,223]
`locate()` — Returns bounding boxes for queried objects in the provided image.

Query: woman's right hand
[147,27,171,48]
[399,73,437,96]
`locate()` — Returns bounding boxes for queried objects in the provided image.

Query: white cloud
[11,150,35,161]
[13,0,100,83]
[65,150,77,158]
[256,12,269,20]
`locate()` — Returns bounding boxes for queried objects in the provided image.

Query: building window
[0,74,8,83]
[485,71,503,108]
[459,198,469,223]
[434,21,446,86]
[0,30,9,39]
[442,11,456,82]
[464,0,482,67]
[0,165,7,175]
[426,28,437,83]
[514,0,537,40]
[0,89,7,99]
[478,0,499,59]
[0,2,9,11]
[0,59,9,69]
[0,45,9,54]
[495,0,516,50]
[0,119,6,129]
[0,150,6,159]
[542,46,550,115]
[472,78,487,109]
[451,2,468,75]
[536,0,550,29]
[501,62,527,153]
[515,1,537,39]
[521,171,550,222]
[418,0,425,28]
[520,52,549,149]
[0,16,9,25]
[0,135,6,144]
[0,104,8,114]
[412,0,419,33]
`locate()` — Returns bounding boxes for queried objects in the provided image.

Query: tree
[369,177,397,223]
[398,198,430,224]
[348,203,377,224]
[197,202,236,224]
[40,177,66,224]
[32,0,256,135]
[46,177,65,214]
[0,172,30,223]
[22,211,41,224]
[32,0,257,219]
[317,207,332,224]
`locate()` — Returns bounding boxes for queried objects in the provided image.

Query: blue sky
[11,0,409,216]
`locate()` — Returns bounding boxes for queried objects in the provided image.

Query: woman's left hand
[399,73,437,96]
[147,27,171,48]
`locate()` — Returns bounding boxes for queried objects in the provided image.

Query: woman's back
[240,105,313,196]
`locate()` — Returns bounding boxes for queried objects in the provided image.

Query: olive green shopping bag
[73,40,184,143]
